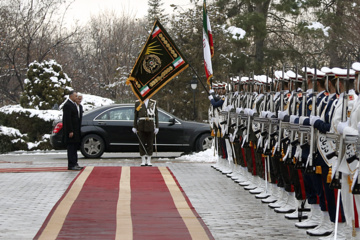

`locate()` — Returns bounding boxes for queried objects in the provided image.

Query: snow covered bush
[20,60,73,110]
[0,126,28,153]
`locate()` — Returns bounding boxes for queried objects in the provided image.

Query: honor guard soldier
[132,98,159,166]
[268,70,296,213]
[302,67,340,237]
[209,82,227,171]
[295,67,329,229]
[245,75,267,195]
[326,67,357,239]
[339,62,360,238]
[234,77,252,184]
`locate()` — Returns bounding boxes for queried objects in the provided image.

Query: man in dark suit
[132,98,159,166]
[63,91,82,170]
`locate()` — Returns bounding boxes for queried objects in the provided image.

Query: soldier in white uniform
[330,66,358,240]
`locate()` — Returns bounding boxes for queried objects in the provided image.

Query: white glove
[299,116,309,125]
[229,133,235,142]
[236,107,243,114]
[278,110,287,120]
[260,111,268,118]
[248,109,255,116]
[243,108,250,116]
[310,115,321,126]
[154,128,159,135]
[209,89,215,94]
[289,115,298,124]
[267,112,275,119]
[337,121,348,135]
[208,95,213,100]
[132,128,137,134]
[233,91,239,97]
[227,105,234,111]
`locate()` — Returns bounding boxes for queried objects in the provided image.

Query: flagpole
[188,62,210,95]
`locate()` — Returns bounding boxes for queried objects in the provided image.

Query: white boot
[274,191,296,213]
[217,158,227,172]
[229,163,241,178]
[146,155,152,166]
[211,155,220,169]
[244,175,257,190]
[225,161,235,176]
[306,211,333,236]
[249,176,265,194]
[318,222,346,240]
[295,204,321,228]
[235,167,249,183]
[268,188,287,209]
[285,200,309,220]
[255,180,271,199]
[239,169,252,186]
[261,183,278,203]
[221,159,232,174]
[141,156,146,166]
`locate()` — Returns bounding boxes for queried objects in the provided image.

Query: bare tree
[0,0,78,106]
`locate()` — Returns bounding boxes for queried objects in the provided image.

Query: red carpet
[34,166,213,240]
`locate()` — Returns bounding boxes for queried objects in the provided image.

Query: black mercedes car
[50,104,213,158]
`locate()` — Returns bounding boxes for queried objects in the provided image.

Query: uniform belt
[138,117,154,121]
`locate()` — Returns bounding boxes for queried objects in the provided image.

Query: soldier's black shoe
[68,166,82,171]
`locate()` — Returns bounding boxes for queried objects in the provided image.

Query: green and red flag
[126,20,189,104]
[203,0,214,85]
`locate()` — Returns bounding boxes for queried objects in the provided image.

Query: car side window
[158,111,172,123]
[96,107,134,121]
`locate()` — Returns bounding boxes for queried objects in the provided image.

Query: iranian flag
[203,0,214,85]
[140,85,150,96]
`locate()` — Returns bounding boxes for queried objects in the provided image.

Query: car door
[156,110,186,149]
[93,106,138,147]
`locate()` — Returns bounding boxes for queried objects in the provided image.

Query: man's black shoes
[68,166,83,171]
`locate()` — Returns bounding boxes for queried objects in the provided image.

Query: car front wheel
[80,134,105,158]
[196,133,213,152]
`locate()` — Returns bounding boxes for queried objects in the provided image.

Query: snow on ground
[174,148,217,163]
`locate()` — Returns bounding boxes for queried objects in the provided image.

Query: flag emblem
[140,85,150,96]
[152,26,162,38]
[172,57,185,68]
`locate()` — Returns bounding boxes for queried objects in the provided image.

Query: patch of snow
[0,126,23,137]
[306,22,330,37]
[224,25,246,40]
[175,148,217,163]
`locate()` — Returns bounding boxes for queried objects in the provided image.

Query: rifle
[296,63,309,169]
[264,68,275,156]
[305,63,318,174]
[273,66,286,159]
[241,74,254,148]
[284,67,300,165]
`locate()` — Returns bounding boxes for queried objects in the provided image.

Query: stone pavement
[0,152,358,239]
